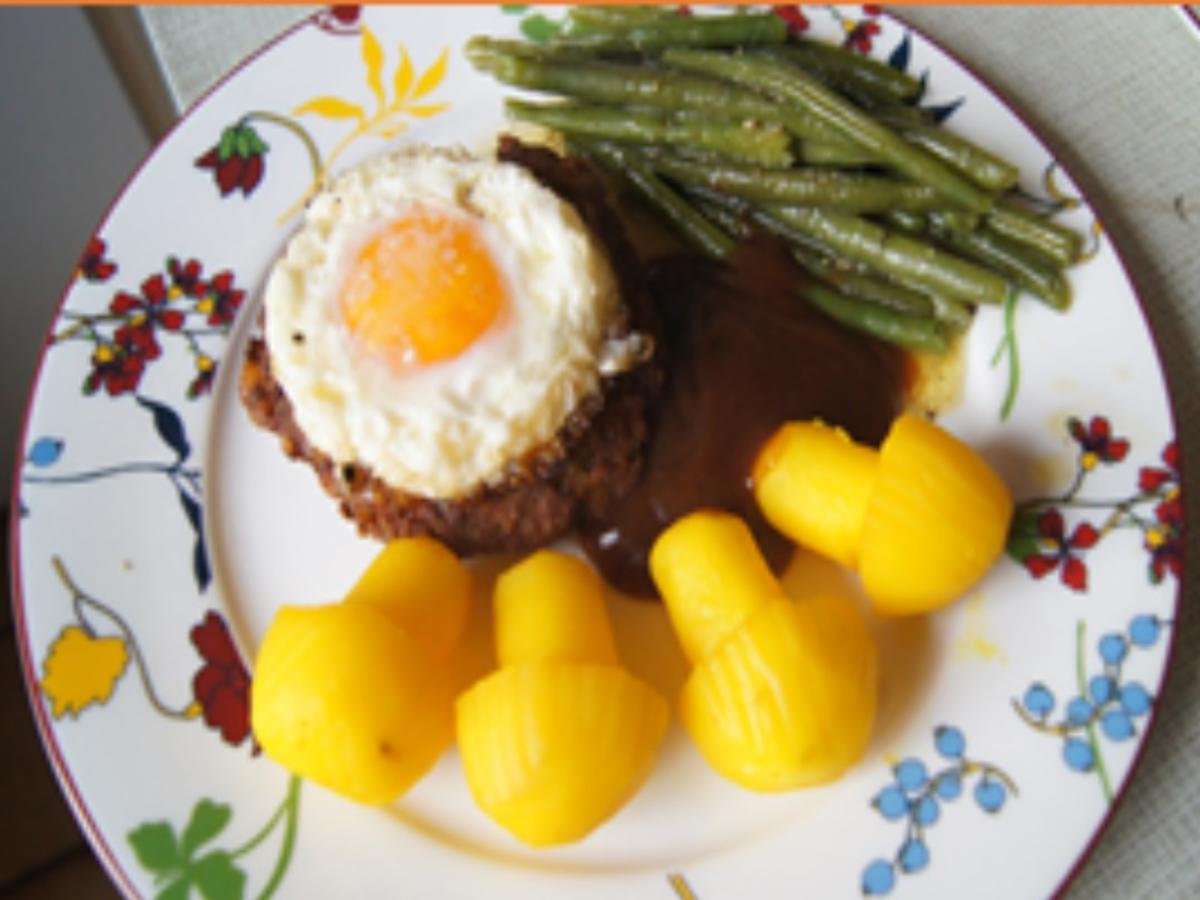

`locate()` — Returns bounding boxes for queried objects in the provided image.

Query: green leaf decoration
[234,128,251,160]
[129,821,181,874]
[217,128,237,163]
[192,851,247,900]
[520,13,563,43]
[180,799,232,860]
[156,878,192,900]
[246,129,268,155]
[1006,506,1044,563]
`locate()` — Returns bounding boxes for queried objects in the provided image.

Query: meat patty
[239,137,661,555]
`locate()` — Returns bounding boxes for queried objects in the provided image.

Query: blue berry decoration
[1066,697,1093,726]
[894,759,927,792]
[862,726,1015,895]
[1022,683,1055,719]
[1100,710,1135,742]
[874,785,909,821]
[898,837,929,873]
[934,725,965,759]
[913,794,940,826]
[1063,737,1095,772]
[935,770,962,800]
[1016,617,1168,804]
[1088,675,1115,705]
[1120,682,1152,717]
[862,859,896,896]
[973,778,1007,813]
[1098,633,1128,666]
[1128,615,1160,648]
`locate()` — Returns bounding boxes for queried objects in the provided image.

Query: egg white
[263,146,642,499]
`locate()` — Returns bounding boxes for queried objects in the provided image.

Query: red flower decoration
[77,236,117,283]
[314,5,361,33]
[1023,509,1099,592]
[1145,448,1184,583]
[83,341,144,396]
[110,274,186,332]
[1068,415,1129,469]
[82,316,164,396]
[843,17,882,54]
[203,271,246,327]
[187,368,216,399]
[771,5,810,35]
[188,354,217,399]
[191,612,252,747]
[1147,525,1183,583]
[1139,440,1179,492]
[196,123,268,197]
[167,257,207,299]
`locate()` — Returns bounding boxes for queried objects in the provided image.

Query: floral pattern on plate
[11,6,1180,899]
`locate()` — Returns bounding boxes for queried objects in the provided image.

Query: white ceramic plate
[13,7,1181,899]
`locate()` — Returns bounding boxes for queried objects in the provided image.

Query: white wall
[0,8,151,505]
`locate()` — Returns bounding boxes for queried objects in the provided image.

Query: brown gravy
[579,240,907,598]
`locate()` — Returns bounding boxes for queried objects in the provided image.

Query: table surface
[16,6,1200,898]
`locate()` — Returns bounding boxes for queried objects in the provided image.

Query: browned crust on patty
[238,138,661,554]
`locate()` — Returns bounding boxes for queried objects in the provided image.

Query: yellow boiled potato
[456,549,668,846]
[681,593,876,790]
[493,550,617,667]
[457,662,667,846]
[859,414,1013,615]
[252,603,453,805]
[752,420,879,569]
[651,510,877,791]
[649,510,780,664]
[343,537,472,662]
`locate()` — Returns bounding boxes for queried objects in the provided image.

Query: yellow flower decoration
[41,625,129,719]
[280,26,450,222]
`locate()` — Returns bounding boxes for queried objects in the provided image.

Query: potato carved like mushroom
[456,551,668,846]
[754,415,1013,616]
[651,511,877,791]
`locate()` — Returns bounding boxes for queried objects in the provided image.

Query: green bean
[466,41,838,143]
[790,122,1020,197]
[578,141,733,260]
[802,258,936,318]
[897,125,1021,192]
[652,155,948,213]
[882,208,980,235]
[768,40,922,103]
[798,139,879,167]
[686,185,870,272]
[768,205,1011,306]
[930,215,1072,310]
[505,100,793,166]
[689,193,755,242]
[662,49,995,213]
[548,12,788,54]
[687,185,971,331]
[986,200,1084,267]
[800,282,948,353]
[680,192,945,350]
[567,6,677,30]
[746,204,968,327]
[881,209,928,235]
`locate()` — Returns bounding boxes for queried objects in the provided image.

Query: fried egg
[262,146,646,499]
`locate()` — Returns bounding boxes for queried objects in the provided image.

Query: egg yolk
[340,209,508,370]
